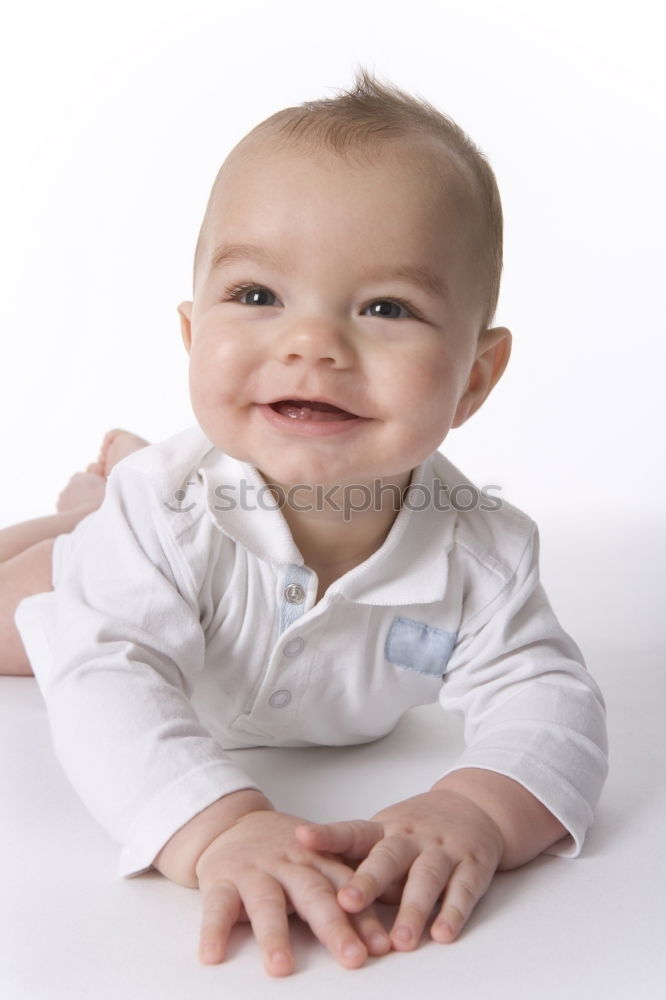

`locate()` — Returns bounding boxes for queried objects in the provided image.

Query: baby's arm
[153,788,390,975]
[299,520,607,947]
[297,768,565,949]
[27,462,386,976]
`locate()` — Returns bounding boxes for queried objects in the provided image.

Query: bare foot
[98,429,150,476]
[56,470,107,514]
[54,431,150,514]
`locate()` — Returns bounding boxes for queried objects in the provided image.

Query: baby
[0,69,608,977]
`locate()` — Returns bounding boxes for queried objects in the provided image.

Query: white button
[284,583,306,604]
[269,689,292,709]
[283,637,305,657]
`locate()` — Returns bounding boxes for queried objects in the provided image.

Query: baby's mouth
[269,399,358,422]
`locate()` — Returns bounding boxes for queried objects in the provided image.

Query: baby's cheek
[408,362,463,443]
[189,341,237,403]
[406,356,456,406]
[187,361,214,412]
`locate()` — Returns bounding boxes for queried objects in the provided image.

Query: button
[269,689,292,709]
[284,583,306,604]
[283,637,305,657]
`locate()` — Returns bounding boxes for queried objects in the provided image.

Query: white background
[1,0,664,530]
[1,4,665,996]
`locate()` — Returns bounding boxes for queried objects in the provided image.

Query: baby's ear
[452,326,512,427]
[178,301,193,354]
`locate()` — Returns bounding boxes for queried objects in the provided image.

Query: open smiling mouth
[269,399,358,422]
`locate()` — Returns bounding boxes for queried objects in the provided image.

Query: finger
[241,874,294,977]
[312,856,391,956]
[295,820,384,859]
[349,904,392,956]
[198,880,242,965]
[338,836,420,913]
[283,867,368,969]
[308,851,363,888]
[377,878,405,905]
[389,849,455,951]
[430,856,494,943]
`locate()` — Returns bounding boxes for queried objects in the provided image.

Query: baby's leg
[0,503,100,675]
[0,538,55,675]
[0,429,150,676]
[0,504,100,564]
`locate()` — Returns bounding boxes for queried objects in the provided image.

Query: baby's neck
[271,473,412,597]
[302,525,393,604]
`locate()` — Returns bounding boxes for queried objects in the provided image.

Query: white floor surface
[1,516,664,999]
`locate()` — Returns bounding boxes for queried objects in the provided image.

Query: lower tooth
[285,405,311,420]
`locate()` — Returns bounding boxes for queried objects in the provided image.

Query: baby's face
[180,134,493,491]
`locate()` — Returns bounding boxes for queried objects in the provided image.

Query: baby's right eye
[224,282,278,306]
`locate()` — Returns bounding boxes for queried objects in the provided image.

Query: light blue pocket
[385,616,457,678]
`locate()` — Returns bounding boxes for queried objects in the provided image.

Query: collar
[198,443,454,607]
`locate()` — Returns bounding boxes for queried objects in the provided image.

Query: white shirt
[15,425,608,877]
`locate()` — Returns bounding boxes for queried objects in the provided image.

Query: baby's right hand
[194,808,391,976]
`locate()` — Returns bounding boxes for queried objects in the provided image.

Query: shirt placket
[249,564,316,725]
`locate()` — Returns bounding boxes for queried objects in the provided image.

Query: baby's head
[179,69,511,493]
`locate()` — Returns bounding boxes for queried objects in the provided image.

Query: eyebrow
[208,242,284,273]
[371,263,448,299]
[208,241,448,299]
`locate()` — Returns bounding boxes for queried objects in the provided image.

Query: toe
[97,428,121,463]
[101,429,150,475]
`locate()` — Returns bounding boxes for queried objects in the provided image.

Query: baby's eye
[364,299,414,319]
[225,283,279,306]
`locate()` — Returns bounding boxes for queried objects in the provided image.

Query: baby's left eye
[364,299,413,319]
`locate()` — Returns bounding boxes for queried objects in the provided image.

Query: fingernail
[341,886,363,904]
[270,950,291,967]
[370,932,390,953]
[432,920,454,940]
[393,925,412,944]
[342,941,365,961]
[200,942,219,963]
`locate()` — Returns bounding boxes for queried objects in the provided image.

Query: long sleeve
[16,463,260,877]
[438,521,608,856]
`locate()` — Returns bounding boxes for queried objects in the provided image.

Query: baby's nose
[275,317,354,368]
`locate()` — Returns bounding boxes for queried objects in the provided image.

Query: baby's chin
[195,418,418,491]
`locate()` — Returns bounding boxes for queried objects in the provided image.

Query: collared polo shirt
[15,425,608,877]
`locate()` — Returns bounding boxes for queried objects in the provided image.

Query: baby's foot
[56,469,107,514]
[55,431,150,514]
[98,429,150,476]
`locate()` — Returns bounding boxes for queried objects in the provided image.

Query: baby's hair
[194,66,503,332]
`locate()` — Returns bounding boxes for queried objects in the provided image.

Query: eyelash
[222,281,423,321]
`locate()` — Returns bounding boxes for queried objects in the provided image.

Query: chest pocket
[385,616,457,679]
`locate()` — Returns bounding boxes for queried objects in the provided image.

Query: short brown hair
[194,67,503,331]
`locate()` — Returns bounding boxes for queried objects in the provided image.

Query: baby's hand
[295,789,504,951]
[194,809,391,976]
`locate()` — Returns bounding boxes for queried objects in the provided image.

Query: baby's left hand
[295,789,504,951]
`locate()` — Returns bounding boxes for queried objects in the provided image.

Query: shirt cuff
[437,741,606,859]
[118,762,260,878]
